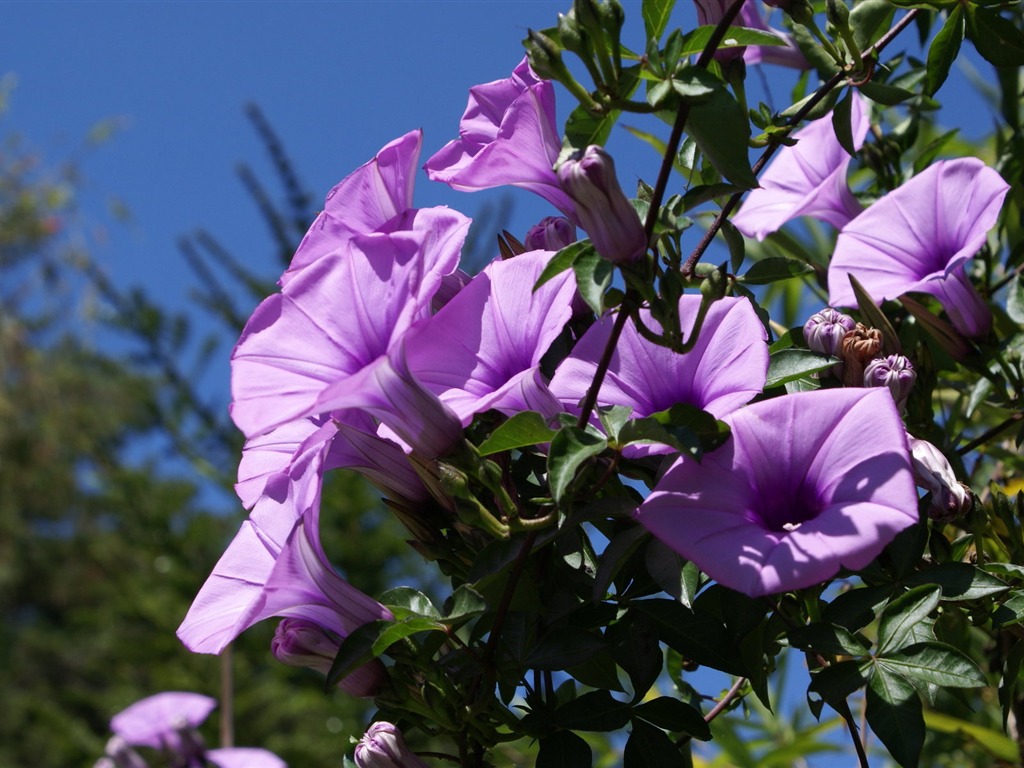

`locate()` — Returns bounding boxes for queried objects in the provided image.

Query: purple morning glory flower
[424,57,577,220]
[207,748,287,768]
[736,0,810,69]
[354,722,430,768]
[403,250,578,423]
[550,295,768,452]
[281,130,423,286]
[110,692,216,751]
[828,158,1009,338]
[636,388,918,597]
[732,92,869,240]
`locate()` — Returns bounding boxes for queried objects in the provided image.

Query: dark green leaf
[556,690,632,732]
[326,617,442,688]
[686,88,758,189]
[573,248,615,315]
[624,719,688,767]
[858,80,917,106]
[567,649,627,692]
[547,426,608,504]
[617,417,701,458]
[634,697,711,740]
[903,562,1009,601]
[537,730,593,768]
[643,0,676,42]
[848,273,902,355]
[878,642,986,689]
[610,612,663,700]
[739,256,815,284]
[866,667,923,768]
[637,599,745,676]
[565,103,622,150]
[593,526,649,601]
[379,587,440,620]
[808,660,868,707]
[443,585,486,623]
[765,348,836,387]
[678,25,794,56]
[925,5,964,95]
[1007,275,1024,324]
[527,627,608,670]
[598,405,634,442]
[966,5,1024,67]
[478,411,558,455]
[788,622,871,656]
[720,218,746,274]
[877,585,941,655]
[648,403,731,452]
[536,241,592,291]
[850,0,895,49]
[993,590,1024,628]
[831,89,857,158]
[645,541,702,608]
[681,183,745,212]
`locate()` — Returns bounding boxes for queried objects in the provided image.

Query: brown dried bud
[840,323,882,387]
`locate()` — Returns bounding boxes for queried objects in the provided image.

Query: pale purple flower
[828,158,1009,339]
[525,216,577,252]
[636,388,918,596]
[354,722,430,768]
[550,295,768,453]
[557,145,647,264]
[732,92,868,240]
[403,250,578,423]
[907,435,973,522]
[424,57,576,219]
[207,748,287,768]
[110,692,216,751]
[281,130,423,286]
[864,354,916,411]
[737,0,809,69]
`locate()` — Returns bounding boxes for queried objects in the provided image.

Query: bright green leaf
[687,87,758,189]
[925,5,965,95]
[739,257,815,284]
[643,0,677,42]
[572,249,615,315]
[379,587,440,620]
[547,426,608,504]
[478,411,558,455]
[877,642,987,689]
[765,348,836,388]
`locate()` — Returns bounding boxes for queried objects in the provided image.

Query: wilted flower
[636,389,918,597]
[732,92,868,240]
[425,57,576,218]
[839,323,882,387]
[907,435,973,522]
[864,354,916,410]
[557,145,647,264]
[525,216,576,251]
[828,158,1009,339]
[354,722,430,768]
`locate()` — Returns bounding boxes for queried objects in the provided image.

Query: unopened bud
[826,0,851,28]
[272,619,386,697]
[907,436,973,523]
[525,216,577,251]
[864,354,916,411]
[525,29,568,83]
[557,145,647,264]
[804,308,856,357]
[840,323,882,387]
[354,722,430,768]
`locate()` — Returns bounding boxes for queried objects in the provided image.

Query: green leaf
[526,627,608,670]
[537,730,593,768]
[633,697,712,740]
[326,617,442,688]
[678,25,794,56]
[877,585,941,655]
[379,587,440,620]
[923,711,1019,763]
[648,403,731,452]
[443,585,486,623]
[478,411,557,455]
[966,5,1024,67]
[573,248,615,315]
[925,5,964,95]
[993,590,1024,628]
[555,690,632,731]
[1008,275,1024,324]
[738,256,815,284]
[850,0,895,49]
[686,87,758,189]
[903,562,1009,601]
[808,660,868,707]
[831,89,857,158]
[765,348,836,387]
[567,649,627,693]
[617,417,701,458]
[624,719,687,767]
[547,426,608,504]
[788,622,871,656]
[536,241,593,291]
[645,541,702,608]
[637,599,746,676]
[858,81,917,106]
[866,666,923,768]
[643,0,676,42]
[877,642,987,689]
[565,103,622,150]
[848,273,901,356]
[598,405,634,442]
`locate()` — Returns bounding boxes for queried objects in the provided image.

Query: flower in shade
[402,250,579,424]
[907,435,973,523]
[354,722,430,768]
[828,158,1009,339]
[732,92,868,240]
[525,216,576,252]
[635,388,918,597]
[206,748,287,768]
[424,57,576,219]
[550,295,768,453]
[864,354,916,411]
[557,145,647,265]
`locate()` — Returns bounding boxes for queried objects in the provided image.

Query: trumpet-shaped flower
[636,388,918,597]
[828,157,1009,338]
[424,57,576,219]
[403,250,578,423]
[550,295,768,450]
[732,92,868,240]
[111,692,216,750]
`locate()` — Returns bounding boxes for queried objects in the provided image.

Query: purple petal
[282,130,422,285]
[732,93,868,240]
[110,692,216,749]
[738,1,810,69]
[207,748,287,768]
[636,388,918,596]
[424,58,576,219]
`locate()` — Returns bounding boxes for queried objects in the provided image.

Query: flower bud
[907,436,973,523]
[804,308,856,357]
[863,354,916,411]
[525,216,577,252]
[840,323,882,387]
[354,722,430,768]
[557,145,646,264]
[272,619,386,697]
